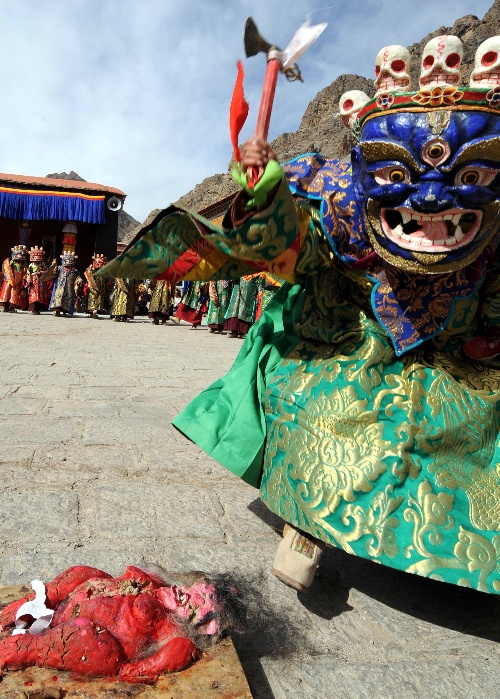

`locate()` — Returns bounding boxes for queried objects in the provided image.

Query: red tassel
[229,60,249,162]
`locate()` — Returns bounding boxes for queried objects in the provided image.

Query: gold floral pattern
[486,86,500,109]
[260,299,500,592]
[411,86,464,106]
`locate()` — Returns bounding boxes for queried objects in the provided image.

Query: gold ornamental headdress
[92,253,107,269]
[60,250,78,266]
[29,246,45,262]
[11,245,28,260]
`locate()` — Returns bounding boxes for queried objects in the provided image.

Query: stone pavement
[0,311,499,698]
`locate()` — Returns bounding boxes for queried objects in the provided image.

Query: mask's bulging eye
[455,166,499,187]
[461,171,480,185]
[421,138,450,166]
[428,144,444,159]
[389,169,406,182]
[373,165,410,185]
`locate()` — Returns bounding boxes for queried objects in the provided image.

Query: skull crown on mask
[337,35,500,274]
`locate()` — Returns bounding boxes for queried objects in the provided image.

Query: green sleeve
[98,177,306,283]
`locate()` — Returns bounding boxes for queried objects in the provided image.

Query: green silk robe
[101,175,500,594]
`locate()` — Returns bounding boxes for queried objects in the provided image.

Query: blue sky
[0,0,493,222]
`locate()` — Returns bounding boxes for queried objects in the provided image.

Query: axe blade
[244,17,274,58]
[281,19,328,71]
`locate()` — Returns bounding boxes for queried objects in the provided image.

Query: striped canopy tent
[0,173,125,224]
[0,173,126,266]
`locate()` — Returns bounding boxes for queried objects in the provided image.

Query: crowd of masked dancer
[175,273,282,337]
[0,245,281,332]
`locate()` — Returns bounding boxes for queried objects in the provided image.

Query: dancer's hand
[241,138,277,170]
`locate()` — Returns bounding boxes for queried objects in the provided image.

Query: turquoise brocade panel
[260,326,500,593]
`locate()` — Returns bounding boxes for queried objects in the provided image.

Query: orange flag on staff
[229,60,249,162]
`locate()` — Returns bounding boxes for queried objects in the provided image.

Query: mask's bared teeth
[452,214,461,225]
[445,236,457,245]
[455,226,464,242]
[392,224,403,238]
[401,211,411,224]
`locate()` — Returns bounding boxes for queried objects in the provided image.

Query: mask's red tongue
[411,220,448,241]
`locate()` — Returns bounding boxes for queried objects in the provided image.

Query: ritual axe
[241,16,327,188]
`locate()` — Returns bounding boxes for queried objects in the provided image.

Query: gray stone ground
[0,311,499,698]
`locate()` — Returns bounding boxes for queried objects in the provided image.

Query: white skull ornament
[419,35,463,88]
[339,90,370,127]
[374,45,411,96]
[470,36,500,87]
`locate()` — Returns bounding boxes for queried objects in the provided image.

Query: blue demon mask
[352,109,500,273]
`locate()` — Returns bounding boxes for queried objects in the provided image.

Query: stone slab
[69,385,132,400]
[7,365,83,382]
[215,490,285,539]
[150,538,279,576]
[261,656,500,699]
[93,484,225,541]
[45,400,121,418]
[32,445,132,478]
[0,550,148,585]
[0,384,12,398]
[0,397,48,415]
[0,416,80,443]
[0,446,34,467]
[11,384,71,400]
[81,417,183,446]
[0,493,78,544]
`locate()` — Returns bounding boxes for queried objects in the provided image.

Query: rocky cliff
[174,0,500,214]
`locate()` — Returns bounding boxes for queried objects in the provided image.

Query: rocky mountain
[46,171,140,243]
[46,170,86,182]
[174,0,500,213]
[116,209,140,243]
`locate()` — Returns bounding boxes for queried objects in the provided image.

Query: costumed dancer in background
[110,278,136,322]
[224,275,258,339]
[100,34,500,597]
[48,251,83,317]
[207,280,232,333]
[135,280,151,316]
[0,246,28,313]
[254,272,282,322]
[26,247,54,314]
[169,285,182,324]
[174,281,208,329]
[75,285,88,314]
[85,253,111,319]
[148,279,175,324]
